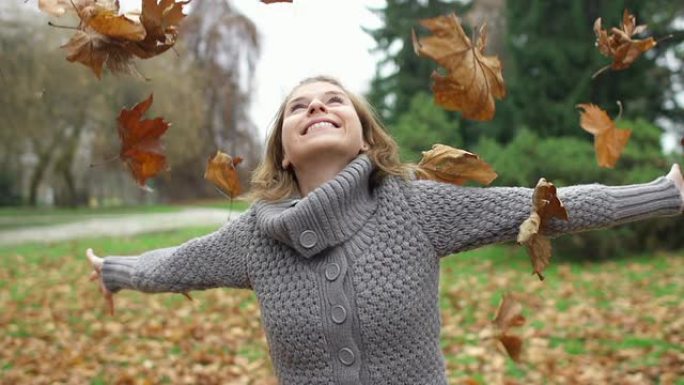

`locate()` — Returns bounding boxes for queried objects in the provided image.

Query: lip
[302,118,340,135]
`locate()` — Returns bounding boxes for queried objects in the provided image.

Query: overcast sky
[118,0,386,141]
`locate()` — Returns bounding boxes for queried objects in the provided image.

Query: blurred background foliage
[366,0,684,259]
[1,0,683,258]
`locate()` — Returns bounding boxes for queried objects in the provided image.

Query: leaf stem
[616,100,623,121]
[591,64,610,79]
[47,21,79,30]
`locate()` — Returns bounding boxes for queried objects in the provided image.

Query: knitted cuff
[102,256,139,293]
[607,176,682,224]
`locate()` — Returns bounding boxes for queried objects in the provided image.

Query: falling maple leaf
[204,151,243,199]
[416,144,497,185]
[517,178,568,280]
[117,94,170,189]
[41,0,190,78]
[412,14,506,121]
[492,293,526,362]
[593,9,657,78]
[577,103,631,168]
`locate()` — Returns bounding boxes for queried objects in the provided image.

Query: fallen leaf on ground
[517,178,568,280]
[412,14,506,121]
[204,151,243,199]
[416,144,497,185]
[576,103,631,168]
[593,9,656,77]
[117,94,170,189]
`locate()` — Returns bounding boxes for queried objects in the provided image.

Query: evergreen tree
[365,0,470,127]
[504,0,683,140]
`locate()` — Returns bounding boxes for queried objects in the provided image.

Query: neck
[293,155,356,196]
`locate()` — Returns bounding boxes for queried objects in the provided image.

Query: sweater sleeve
[406,176,682,257]
[101,209,255,293]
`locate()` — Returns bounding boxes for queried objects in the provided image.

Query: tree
[503,0,684,141]
[392,93,462,162]
[178,0,263,200]
[365,0,470,127]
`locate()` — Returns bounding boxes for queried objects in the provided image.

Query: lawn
[0,227,682,385]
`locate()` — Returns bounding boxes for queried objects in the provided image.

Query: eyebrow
[287,90,346,107]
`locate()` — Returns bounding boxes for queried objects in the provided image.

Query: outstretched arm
[406,169,683,258]
[95,209,255,295]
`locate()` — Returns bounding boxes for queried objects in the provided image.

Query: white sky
[118,0,387,142]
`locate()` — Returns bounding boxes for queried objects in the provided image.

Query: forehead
[287,81,347,102]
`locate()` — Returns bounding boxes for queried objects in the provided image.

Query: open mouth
[303,120,340,135]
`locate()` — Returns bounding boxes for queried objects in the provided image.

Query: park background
[1,0,683,384]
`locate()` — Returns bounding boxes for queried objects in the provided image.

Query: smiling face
[280,81,369,170]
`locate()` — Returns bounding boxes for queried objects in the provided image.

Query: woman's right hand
[86,248,115,315]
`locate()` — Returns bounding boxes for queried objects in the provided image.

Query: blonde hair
[248,75,413,202]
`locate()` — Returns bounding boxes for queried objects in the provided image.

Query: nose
[307,98,327,115]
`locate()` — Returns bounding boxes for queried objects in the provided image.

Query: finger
[89,270,99,281]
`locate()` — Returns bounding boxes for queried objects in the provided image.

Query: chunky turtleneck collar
[254,154,377,258]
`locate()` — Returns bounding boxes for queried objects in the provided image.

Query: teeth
[306,121,336,134]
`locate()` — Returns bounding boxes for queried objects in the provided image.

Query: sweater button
[325,263,341,281]
[331,305,347,324]
[338,348,355,366]
[299,230,317,249]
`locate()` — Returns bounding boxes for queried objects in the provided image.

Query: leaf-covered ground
[1,228,682,385]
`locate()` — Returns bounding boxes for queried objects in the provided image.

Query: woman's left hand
[665,164,684,211]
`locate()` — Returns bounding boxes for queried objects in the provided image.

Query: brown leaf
[593,9,656,74]
[577,103,632,168]
[83,8,146,41]
[492,293,526,333]
[496,334,523,363]
[517,178,568,280]
[204,151,243,199]
[492,294,525,362]
[117,94,170,188]
[416,144,497,185]
[49,0,191,78]
[412,14,506,121]
[132,0,189,59]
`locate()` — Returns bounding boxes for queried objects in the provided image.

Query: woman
[87,75,684,385]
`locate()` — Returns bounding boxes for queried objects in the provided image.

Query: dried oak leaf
[577,103,631,168]
[593,9,656,77]
[517,178,568,280]
[416,144,497,186]
[204,151,243,199]
[492,293,526,362]
[412,14,506,121]
[117,94,170,189]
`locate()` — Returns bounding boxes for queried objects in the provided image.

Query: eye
[289,103,306,112]
[328,96,344,104]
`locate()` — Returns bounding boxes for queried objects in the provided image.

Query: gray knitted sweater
[102,154,682,385]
